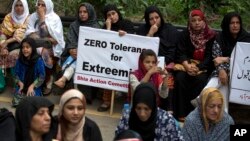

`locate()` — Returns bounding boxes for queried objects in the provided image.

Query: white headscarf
[25,0,65,57]
[11,0,29,24]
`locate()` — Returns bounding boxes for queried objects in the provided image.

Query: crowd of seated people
[0,0,249,140]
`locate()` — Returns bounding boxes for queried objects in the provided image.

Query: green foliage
[25,0,250,30]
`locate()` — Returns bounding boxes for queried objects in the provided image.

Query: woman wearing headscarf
[182,87,234,141]
[98,4,135,112]
[114,130,142,141]
[0,0,29,93]
[57,2,100,104]
[65,2,99,51]
[203,12,250,112]
[25,0,65,95]
[174,9,216,121]
[12,37,45,106]
[129,49,169,107]
[15,96,55,141]
[56,89,103,141]
[136,5,179,112]
[116,82,183,141]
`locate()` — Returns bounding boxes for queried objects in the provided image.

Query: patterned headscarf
[188,9,216,61]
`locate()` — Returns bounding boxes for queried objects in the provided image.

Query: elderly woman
[0,0,29,93]
[15,96,55,141]
[174,9,216,121]
[182,87,234,141]
[25,0,65,95]
[56,89,103,141]
[116,82,183,141]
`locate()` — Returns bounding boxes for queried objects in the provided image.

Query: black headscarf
[19,38,40,94]
[129,82,157,141]
[137,5,179,64]
[217,12,250,57]
[102,4,134,33]
[114,130,142,141]
[144,5,165,30]
[15,96,54,141]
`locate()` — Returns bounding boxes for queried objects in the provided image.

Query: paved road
[0,86,123,141]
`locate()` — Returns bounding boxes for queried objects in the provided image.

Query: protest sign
[74,27,159,92]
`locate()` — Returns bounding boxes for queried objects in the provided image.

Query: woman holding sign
[54,3,100,101]
[193,12,250,124]
[97,4,135,112]
[174,9,216,122]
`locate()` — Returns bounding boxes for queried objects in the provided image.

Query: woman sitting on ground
[0,0,29,93]
[13,37,45,106]
[25,0,65,95]
[55,89,103,141]
[116,82,183,141]
[182,87,234,141]
[15,96,55,141]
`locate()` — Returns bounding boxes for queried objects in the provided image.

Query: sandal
[97,103,110,112]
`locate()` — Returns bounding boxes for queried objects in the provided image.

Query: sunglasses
[37,3,46,7]
[15,4,23,7]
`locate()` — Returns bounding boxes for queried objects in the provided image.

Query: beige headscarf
[199,87,225,132]
[57,89,86,141]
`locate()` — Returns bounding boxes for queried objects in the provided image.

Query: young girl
[129,49,169,107]
[13,38,45,106]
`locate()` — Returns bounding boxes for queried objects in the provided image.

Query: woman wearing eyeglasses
[25,0,65,95]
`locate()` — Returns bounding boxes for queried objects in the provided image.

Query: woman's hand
[118,30,127,36]
[18,81,24,94]
[0,41,8,49]
[37,5,46,21]
[148,66,162,75]
[219,69,228,85]
[147,24,158,37]
[105,18,112,30]
[27,84,35,96]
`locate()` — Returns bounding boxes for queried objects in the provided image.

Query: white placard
[229,42,250,105]
[74,27,159,92]
[157,56,165,70]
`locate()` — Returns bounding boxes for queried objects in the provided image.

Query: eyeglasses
[15,4,23,7]
[37,3,46,7]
